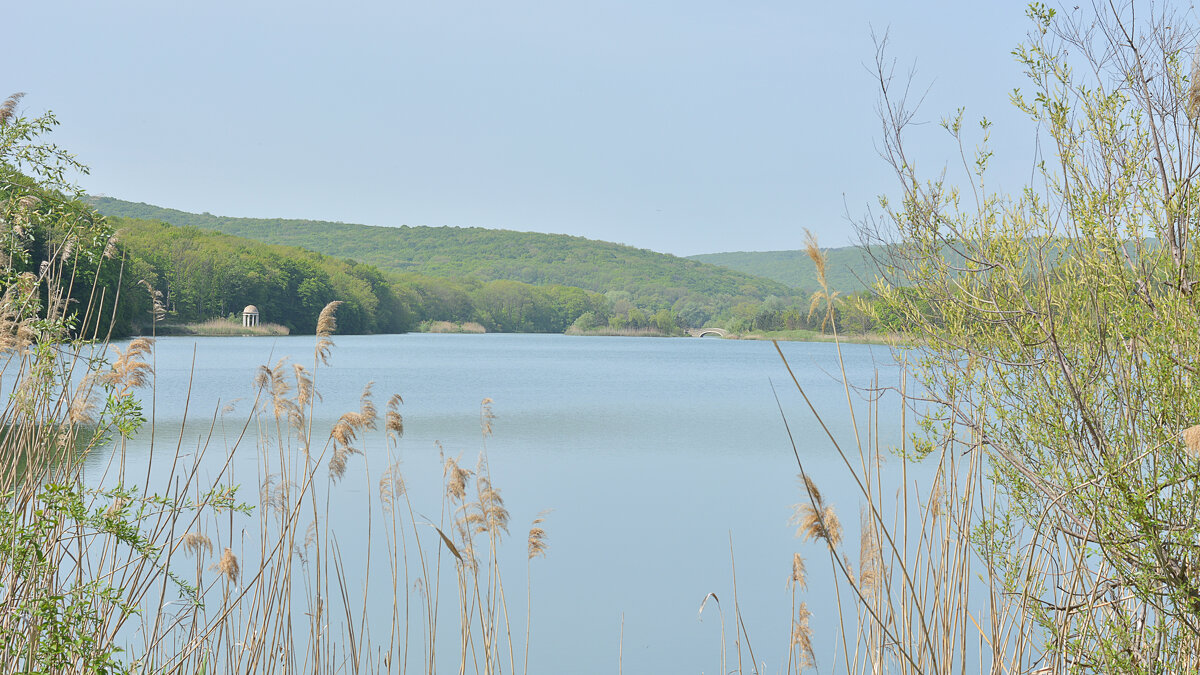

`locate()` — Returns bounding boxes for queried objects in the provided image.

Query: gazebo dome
[241,305,261,328]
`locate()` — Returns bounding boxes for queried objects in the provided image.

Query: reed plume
[444,457,472,501]
[802,228,827,288]
[792,473,842,546]
[329,445,358,481]
[802,229,841,330]
[527,514,548,559]
[181,532,214,558]
[330,419,357,447]
[789,552,807,591]
[1184,424,1200,460]
[475,476,509,536]
[94,337,154,394]
[791,601,815,671]
[293,363,315,407]
[481,397,496,437]
[315,300,342,365]
[800,473,822,504]
[928,471,944,521]
[379,461,405,506]
[791,501,842,547]
[0,274,37,352]
[215,548,240,584]
[385,393,404,443]
[0,92,24,125]
[358,381,377,429]
[858,509,881,594]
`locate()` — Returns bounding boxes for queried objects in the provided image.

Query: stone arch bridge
[686,327,729,338]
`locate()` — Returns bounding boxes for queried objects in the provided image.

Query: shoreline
[135,323,910,345]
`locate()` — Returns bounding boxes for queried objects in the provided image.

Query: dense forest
[78,198,893,337]
[113,217,620,335]
[87,197,799,322]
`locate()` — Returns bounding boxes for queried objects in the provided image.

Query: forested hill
[87,197,795,311]
[688,247,879,293]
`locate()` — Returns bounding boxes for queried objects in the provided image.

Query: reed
[0,266,551,674]
[764,235,1053,674]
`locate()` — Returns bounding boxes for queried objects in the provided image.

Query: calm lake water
[84,333,913,673]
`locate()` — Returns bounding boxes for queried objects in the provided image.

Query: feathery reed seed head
[800,473,823,505]
[359,382,377,429]
[380,461,406,505]
[215,548,239,583]
[385,393,404,439]
[790,552,807,590]
[0,92,25,125]
[527,515,549,559]
[315,301,342,364]
[791,502,842,547]
[1184,424,1200,460]
[293,363,315,407]
[859,509,881,594]
[182,532,214,557]
[480,397,496,437]
[444,457,472,500]
[792,601,816,669]
[802,228,828,289]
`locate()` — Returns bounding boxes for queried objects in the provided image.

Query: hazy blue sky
[10,1,1038,256]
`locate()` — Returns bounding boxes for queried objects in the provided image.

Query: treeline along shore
[90,197,899,339]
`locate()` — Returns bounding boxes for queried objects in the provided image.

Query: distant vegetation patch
[422,320,486,334]
[155,318,290,337]
[564,325,677,337]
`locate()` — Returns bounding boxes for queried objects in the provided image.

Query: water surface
[89,333,912,673]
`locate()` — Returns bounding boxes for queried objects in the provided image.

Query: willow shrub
[860,3,1200,669]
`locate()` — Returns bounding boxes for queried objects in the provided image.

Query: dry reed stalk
[773,335,1033,674]
[0,259,552,675]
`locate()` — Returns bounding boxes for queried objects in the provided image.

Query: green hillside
[687,247,880,293]
[87,197,797,323]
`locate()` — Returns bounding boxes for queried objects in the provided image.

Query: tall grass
[156,317,290,336]
[762,235,1049,674]
[0,254,550,673]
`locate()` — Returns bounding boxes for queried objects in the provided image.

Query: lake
[83,333,912,673]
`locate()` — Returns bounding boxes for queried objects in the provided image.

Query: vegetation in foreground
[789,2,1200,671]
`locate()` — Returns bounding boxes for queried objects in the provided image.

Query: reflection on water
[85,333,912,673]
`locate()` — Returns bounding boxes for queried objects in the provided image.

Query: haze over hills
[687,248,879,293]
[88,196,800,311]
